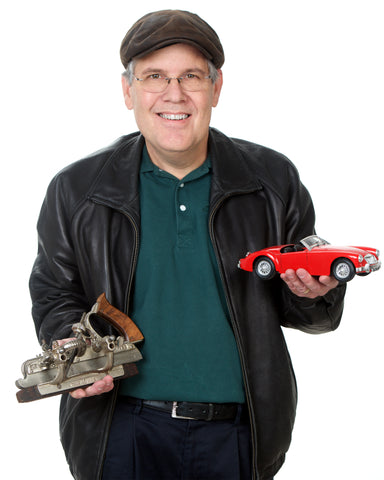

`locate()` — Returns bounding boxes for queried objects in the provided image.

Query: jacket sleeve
[281,283,346,333]
[279,161,346,334]
[29,173,89,345]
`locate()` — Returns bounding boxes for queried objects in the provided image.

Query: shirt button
[180,205,187,212]
[179,183,185,188]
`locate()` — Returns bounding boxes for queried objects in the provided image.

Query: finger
[295,269,325,296]
[70,375,114,399]
[282,269,327,298]
[70,389,87,399]
[296,272,338,298]
[56,338,73,346]
[70,383,112,399]
[281,269,308,294]
[295,268,316,287]
[84,376,114,396]
[318,275,339,289]
[303,273,339,296]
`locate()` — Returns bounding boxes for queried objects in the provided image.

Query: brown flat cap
[120,10,224,69]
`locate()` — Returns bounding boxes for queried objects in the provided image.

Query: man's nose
[162,78,186,100]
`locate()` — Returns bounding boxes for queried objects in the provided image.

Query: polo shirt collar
[140,144,211,181]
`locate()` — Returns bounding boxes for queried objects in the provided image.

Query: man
[29,9,345,480]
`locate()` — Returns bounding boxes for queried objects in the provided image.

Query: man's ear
[212,69,223,108]
[121,75,134,110]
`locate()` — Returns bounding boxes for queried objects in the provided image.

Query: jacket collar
[88,128,262,216]
[208,128,262,206]
[88,133,143,220]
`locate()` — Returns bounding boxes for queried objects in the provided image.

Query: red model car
[238,235,381,282]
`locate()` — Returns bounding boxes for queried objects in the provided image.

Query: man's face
[122,43,223,165]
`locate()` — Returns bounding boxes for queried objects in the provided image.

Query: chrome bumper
[356,260,381,274]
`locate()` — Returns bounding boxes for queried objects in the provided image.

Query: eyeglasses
[134,73,212,93]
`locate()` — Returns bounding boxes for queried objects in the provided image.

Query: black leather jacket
[30,128,346,480]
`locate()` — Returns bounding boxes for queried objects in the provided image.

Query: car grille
[364,254,377,264]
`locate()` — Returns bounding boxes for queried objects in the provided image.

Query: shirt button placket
[176,181,191,248]
[179,182,187,212]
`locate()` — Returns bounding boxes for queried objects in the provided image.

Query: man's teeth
[159,113,189,120]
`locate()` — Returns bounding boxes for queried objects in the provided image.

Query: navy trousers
[102,396,256,480]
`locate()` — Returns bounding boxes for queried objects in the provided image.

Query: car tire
[254,257,276,280]
[331,258,356,282]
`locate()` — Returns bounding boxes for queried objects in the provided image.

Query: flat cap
[120,9,224,69]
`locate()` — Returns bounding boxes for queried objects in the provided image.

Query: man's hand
[56,339,115,399]
[280,268,339,299]
[70,375,115,399]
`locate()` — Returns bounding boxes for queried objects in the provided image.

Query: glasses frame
[134,73,212,93]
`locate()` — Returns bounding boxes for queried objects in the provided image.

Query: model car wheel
[331,258,355,282]
[255,257,276,280]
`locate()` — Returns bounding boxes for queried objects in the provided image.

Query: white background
[2,1,383,478]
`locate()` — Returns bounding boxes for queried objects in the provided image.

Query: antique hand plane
[16,293,143,403]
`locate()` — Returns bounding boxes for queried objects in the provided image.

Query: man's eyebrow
[138,67,208,76]
[139,68,167,75]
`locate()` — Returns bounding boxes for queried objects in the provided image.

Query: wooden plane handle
[95,293,144,343]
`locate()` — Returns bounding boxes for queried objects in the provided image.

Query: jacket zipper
[123,213,140,315]
[90,200,140,480]
[93,195,259,479]
[209,194,258,480]
[87,197,140,314]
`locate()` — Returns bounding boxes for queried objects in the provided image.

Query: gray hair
[122,58,220,85]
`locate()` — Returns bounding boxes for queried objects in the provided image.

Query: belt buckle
[171,401,195,420]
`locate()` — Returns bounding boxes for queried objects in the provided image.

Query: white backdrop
[2,1,383,479]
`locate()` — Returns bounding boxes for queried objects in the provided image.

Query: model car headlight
[358,255,363,263]
[376,249,380,257]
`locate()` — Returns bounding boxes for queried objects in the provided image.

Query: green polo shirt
[120,147,245,403]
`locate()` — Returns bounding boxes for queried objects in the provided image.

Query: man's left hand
[280,268,339,299]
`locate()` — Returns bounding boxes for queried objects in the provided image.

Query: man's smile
[158,113,190,121]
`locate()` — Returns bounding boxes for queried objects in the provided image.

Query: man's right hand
[70,375,115,399]
[56,339,115,399]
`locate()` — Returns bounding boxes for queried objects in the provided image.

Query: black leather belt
[122,396,241,421]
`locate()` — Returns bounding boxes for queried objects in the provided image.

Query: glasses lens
[143,76,165,93]
[182,76,204,92]
[139,75,210,93]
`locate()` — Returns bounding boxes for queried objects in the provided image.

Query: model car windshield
[300,235,330,251]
